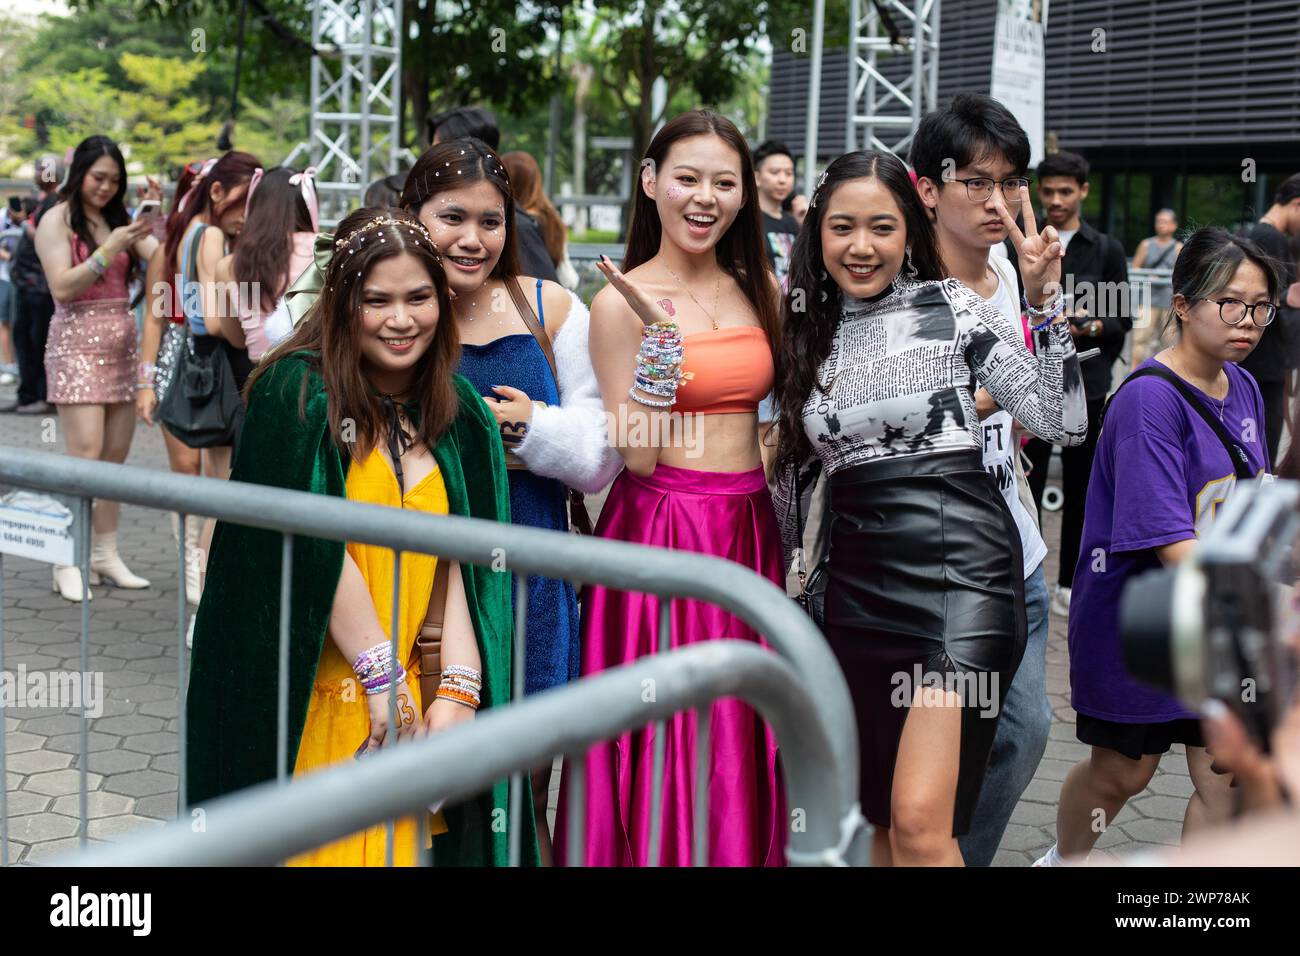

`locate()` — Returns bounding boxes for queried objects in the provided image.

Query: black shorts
[1075,713,1204,761]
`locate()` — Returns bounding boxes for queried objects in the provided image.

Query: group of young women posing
[172,103,1062,867]
[134,106,1276,866]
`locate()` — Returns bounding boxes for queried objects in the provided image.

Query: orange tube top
[673,325,774,415]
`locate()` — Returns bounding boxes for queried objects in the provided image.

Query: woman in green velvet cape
[185,207,538,866]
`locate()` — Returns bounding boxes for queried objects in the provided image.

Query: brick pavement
[1,380,1193,865]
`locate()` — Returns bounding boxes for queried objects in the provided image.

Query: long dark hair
[774,150,944,467]
[399,138,520,279]
[60,136,137,285]
[623,109,780,346]
[162,151,261,293]
[245,208,460,461]
[231,167,314,313]
[502,150,565,266]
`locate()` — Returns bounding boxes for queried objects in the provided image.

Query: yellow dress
[287,446,450,866]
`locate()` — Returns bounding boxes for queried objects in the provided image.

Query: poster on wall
[990,0,1049,167]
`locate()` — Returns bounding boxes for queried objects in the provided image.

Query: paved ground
[0,380,1195,866]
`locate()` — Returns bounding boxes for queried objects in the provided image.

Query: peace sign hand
[595,254,674,328]
[994,184,1063,308]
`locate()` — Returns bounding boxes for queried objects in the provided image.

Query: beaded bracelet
[447,671,488,686]
[353,642,396,686]
[634,376,679,398]
[86,250,109,277]
[436,686,480,709]
[628,388,675,408]
[364,668,407,696]
[436,691,478,711]
[441,665,482,680]
[1022,292,1064,319]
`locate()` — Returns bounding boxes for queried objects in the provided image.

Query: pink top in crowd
[67,235,130,303]
[238,231,316,361]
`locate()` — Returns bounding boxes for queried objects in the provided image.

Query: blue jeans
[958,562,1052,866]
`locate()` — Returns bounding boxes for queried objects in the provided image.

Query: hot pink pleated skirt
[555,463,787,866]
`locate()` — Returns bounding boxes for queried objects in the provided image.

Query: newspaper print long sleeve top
[801,275,1088,477]
[775,275,1087,569]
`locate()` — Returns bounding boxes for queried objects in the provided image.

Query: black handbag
[159,225,244,449]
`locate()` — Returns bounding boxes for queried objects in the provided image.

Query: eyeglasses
[1204,298,1277,328]
[950,177,1031,204]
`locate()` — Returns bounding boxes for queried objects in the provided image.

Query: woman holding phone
[35,135,159,601]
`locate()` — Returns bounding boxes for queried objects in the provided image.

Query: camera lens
[1121,562,1209,706]
[1121,567,1179,694]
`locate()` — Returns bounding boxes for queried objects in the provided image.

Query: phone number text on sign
[0,491,76,566]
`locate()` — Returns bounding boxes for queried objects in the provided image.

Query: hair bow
[243,166,264,220]
[289,166,321,232]
[176,158,218,216]
[284,230,334,327]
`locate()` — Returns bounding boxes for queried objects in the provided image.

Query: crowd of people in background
[3,92,1300,868]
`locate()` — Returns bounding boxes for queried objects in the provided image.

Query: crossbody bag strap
[1104,365,1255,481]
[505,276,557,379]
[503,277,594,535]
[413,556,451,709]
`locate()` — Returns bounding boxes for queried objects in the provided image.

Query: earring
[904,246,918,278]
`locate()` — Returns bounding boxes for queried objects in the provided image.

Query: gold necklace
[1166,349,1225,407]
[663,264,721,330]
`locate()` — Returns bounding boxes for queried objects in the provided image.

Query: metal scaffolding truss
[309,0,403,223]
[845,0,940,158]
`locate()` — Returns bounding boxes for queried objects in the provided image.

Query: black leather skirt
[824,450,1026,837]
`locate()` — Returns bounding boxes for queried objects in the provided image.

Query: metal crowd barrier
[0,446,864,866]
[66,641,842,866]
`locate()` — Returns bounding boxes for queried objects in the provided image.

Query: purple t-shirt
[1068,357,1268,723]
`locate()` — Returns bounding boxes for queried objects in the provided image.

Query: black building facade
[768,0,1300,251]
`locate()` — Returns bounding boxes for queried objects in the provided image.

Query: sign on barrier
[0,490,76,565]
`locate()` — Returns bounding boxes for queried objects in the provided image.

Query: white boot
[52,565,93,602]
[89,531,151,589]
[185,517,203,606]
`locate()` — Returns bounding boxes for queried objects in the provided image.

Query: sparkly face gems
[414,180,507,297]
[652,135,745,255]
[356,251,442,382]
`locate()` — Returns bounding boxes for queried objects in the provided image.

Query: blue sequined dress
[458,283,580,694]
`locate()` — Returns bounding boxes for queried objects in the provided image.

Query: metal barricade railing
[62,641,848,866]
[0,446,864,866]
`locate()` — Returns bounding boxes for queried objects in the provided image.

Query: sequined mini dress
[44,236,136,405]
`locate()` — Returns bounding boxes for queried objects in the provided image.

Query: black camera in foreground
[1122,479,1300,749]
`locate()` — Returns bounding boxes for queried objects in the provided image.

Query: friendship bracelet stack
[1023,292,1065,332]
[87,247,110,277]
[436,664,483,711]
[135,361,157,393]
[628,319,683,408]
[352,642,406,696]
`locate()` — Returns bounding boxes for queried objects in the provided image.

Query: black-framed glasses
[950,177,1031,204]
[1204,298,1277,328]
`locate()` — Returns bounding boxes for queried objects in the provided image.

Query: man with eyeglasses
[1244,172,1300,465]
[912,92,1089,867]
[1011,150,1130,621]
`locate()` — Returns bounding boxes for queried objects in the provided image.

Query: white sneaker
[1033,843,1064,867]
[0,371,16,387]
[1050,585,1072,618]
